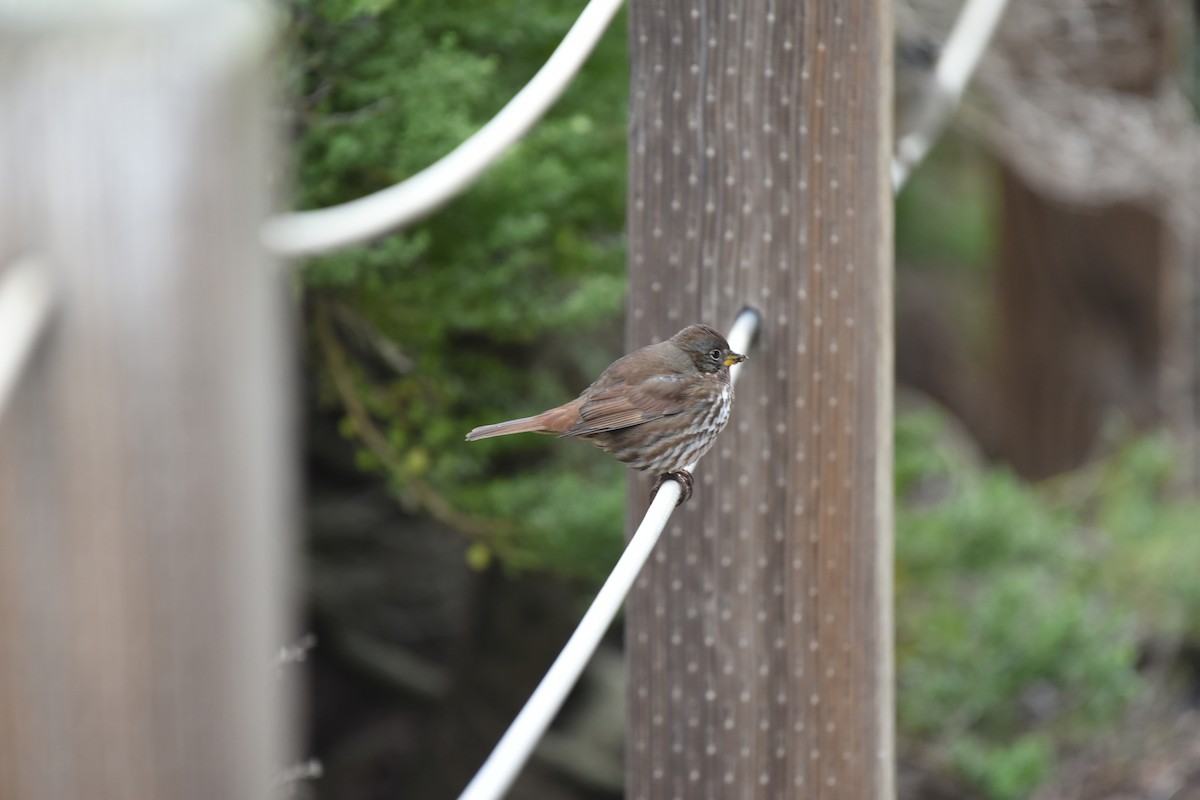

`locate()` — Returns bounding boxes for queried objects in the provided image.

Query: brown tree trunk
[987,0,1195,480]
[994,167,1169,478]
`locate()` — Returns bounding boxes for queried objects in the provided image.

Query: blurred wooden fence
[625,1,895,798]
[0,3,293,799]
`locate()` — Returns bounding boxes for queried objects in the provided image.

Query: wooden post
[626,1,894,798]
[0,4,293,800]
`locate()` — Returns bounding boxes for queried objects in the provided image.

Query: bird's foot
[651,470,694,506]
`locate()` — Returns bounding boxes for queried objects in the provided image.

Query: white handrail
[0,256,55,422]
[261,0,626,258]
[456,309,760,800]
[892,0,1010,191]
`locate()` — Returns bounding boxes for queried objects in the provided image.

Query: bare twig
[312,297,510,545]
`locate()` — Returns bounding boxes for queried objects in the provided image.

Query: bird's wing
[559,374,687,437]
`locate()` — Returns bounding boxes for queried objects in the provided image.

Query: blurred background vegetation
[283,1,1200,798]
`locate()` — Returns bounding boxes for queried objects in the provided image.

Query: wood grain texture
[625,1,893,797]
[0,5,293,800]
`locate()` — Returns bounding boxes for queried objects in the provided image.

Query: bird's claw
[651,470,694,506]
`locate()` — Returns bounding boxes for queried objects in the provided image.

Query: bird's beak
[724,352,747,367]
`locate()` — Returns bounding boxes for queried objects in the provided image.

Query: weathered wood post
[626,1,894,797]
[0,3,293,799]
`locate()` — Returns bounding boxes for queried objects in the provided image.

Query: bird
[465,324,746,504]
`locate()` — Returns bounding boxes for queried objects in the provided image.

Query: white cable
[892,0,1010,192]
[261,0,626,258]
[456,308,760,800]
[0,256,55,423]
[265,0,1002,255]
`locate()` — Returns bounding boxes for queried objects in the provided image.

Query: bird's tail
[465,415,548,441]
[465,404,578,441]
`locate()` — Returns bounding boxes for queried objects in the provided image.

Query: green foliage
[287,0,630,576]
[896,412,1199,799]
[1084,434,1200,641]
[895,133,997,270]
[950,734,1054,800]
[459,459,627,581]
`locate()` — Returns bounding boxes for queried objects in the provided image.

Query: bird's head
[670,324,747,374]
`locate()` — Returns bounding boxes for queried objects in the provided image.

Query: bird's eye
[709,349,722,361]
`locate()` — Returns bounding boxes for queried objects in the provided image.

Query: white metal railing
[892,0,1011,191]
[456,308,760,800]
[260,0,625,257]
[0,256,55,422]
